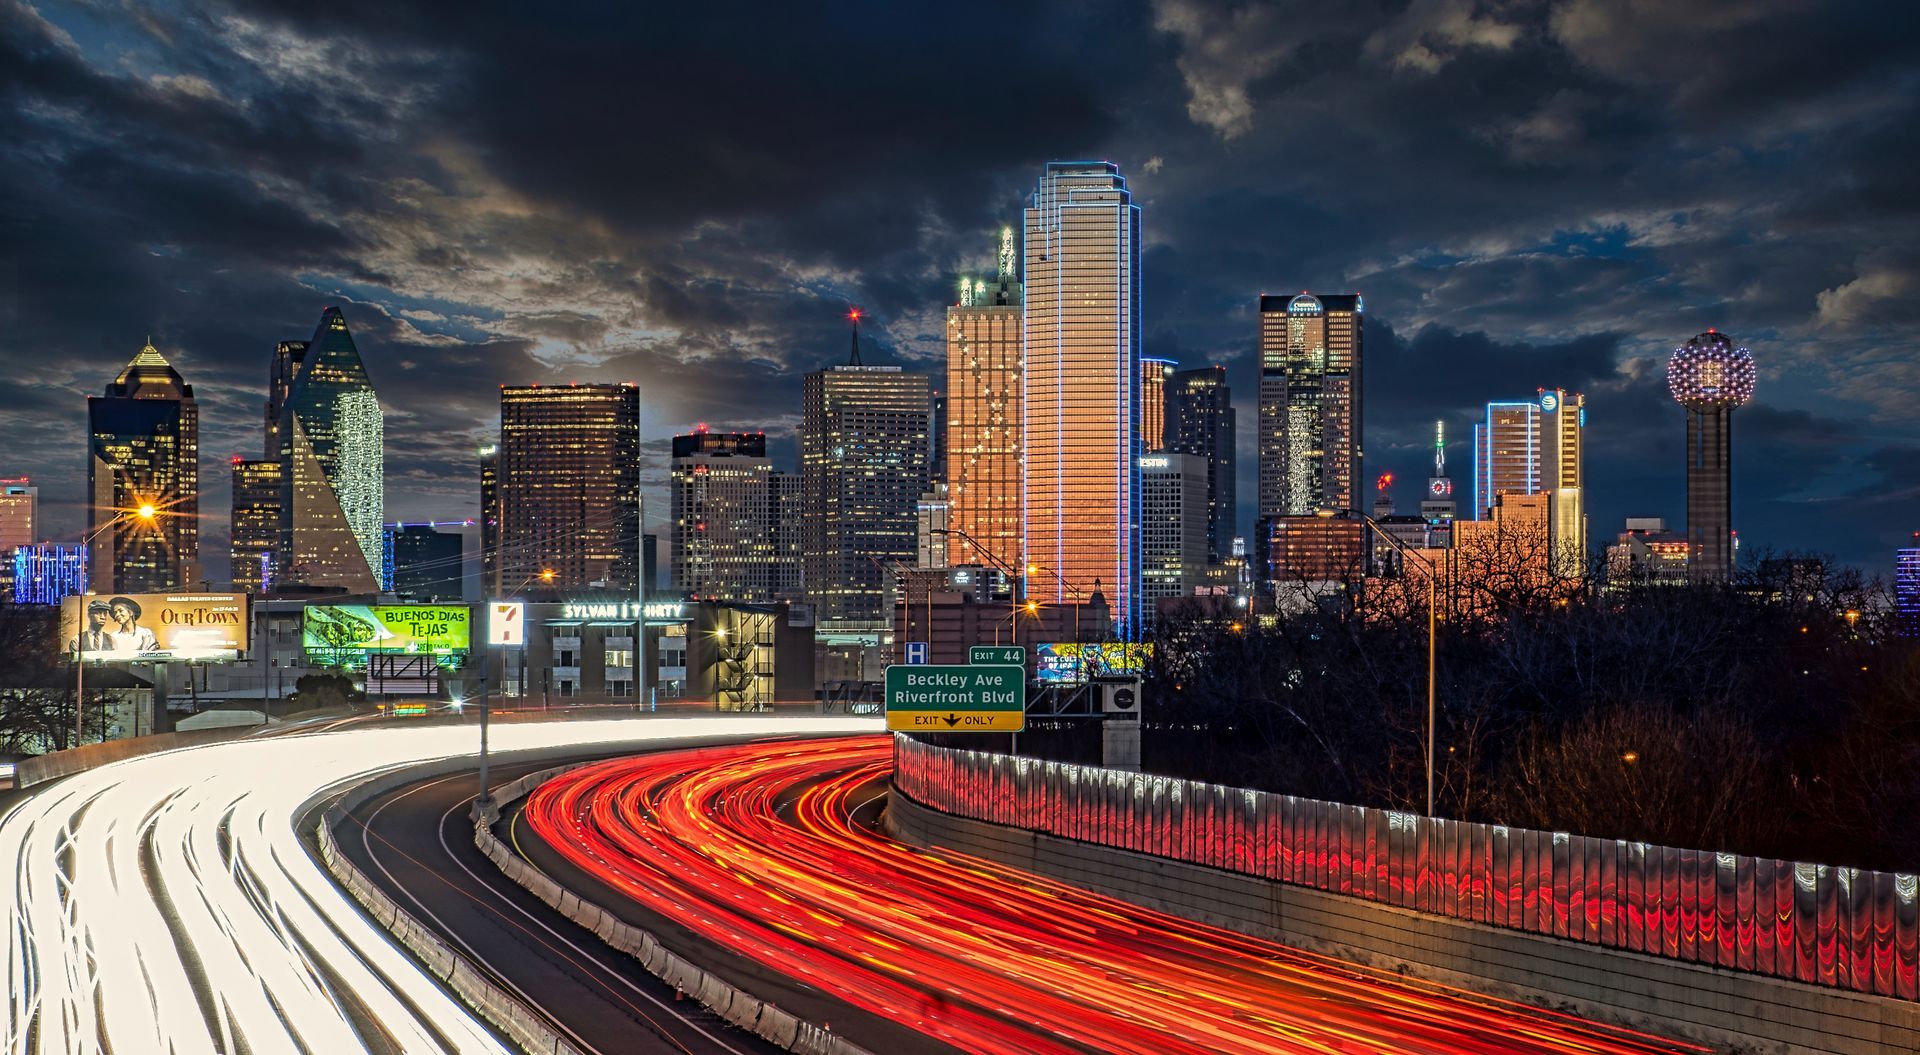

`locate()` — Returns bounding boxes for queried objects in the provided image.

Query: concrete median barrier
[474,761,878,1055]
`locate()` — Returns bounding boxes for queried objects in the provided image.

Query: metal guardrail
[894,734,1920,1001]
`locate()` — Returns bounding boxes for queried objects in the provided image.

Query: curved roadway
[516,736,1711,1055]
[0,715,875,1054]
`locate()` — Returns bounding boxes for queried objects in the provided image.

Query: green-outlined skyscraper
[277,306,383,592]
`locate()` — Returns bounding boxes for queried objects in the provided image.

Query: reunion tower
[1667,329,1756,582]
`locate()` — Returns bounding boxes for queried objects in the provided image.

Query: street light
[73,504,159,746]
[1319,507,1440,818]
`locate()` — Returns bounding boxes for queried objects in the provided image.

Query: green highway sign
[969,645,1026,666]
[885,664,1026,732]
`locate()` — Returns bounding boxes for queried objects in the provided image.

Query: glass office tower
[1022,161,1142,630]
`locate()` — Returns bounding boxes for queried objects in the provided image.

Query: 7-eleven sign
[488,602,524,646]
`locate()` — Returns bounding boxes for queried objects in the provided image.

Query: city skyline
[1,4,1915,573]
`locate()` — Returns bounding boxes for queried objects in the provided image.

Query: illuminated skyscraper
[1023,161,1141,628]
[1668,330,1756,583]
[1139,357,1174,452]
[801,344,932,632]
[229,458,281,591]
[1421,421,1456,547]
[945,227,1024,577]
[1164,366,1236,563]
[277,308,382,591]
[479,443,499,586]
[770,470,805,600]
[1897,536,1918,639]
[671,428,775,601]
[497,383,640,590]
[1471,390,1585,574]
[88,339,199,592]
[1257,293,1362,584]
[1259,293,1363,518]
[1139,453,1208,607]
[0,479,35,555]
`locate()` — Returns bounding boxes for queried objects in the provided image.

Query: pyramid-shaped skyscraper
[277,306,383,592]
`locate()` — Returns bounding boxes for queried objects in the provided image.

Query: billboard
[1034,642,1152,683]
[302,604,470,662]
[61,593,250,663]
[487,602,524,646]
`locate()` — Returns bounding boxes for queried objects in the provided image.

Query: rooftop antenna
[847,306,864,366]
[997,226,1016,281]
[1434,420,1446,476]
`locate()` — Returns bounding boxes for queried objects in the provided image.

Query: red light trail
[521,737,1706,1055]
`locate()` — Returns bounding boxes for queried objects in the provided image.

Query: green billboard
[303,604,471,663]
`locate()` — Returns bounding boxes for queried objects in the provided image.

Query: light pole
[1320,507,1440,818]
[72,504,157,747]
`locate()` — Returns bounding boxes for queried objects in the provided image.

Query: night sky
[4,1,1917,578]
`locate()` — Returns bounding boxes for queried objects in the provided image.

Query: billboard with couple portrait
[61,593,251,663]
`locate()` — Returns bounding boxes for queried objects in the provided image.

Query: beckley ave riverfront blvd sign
[885,664,1026,732]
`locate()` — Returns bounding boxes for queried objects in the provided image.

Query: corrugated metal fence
[893,735,1920,1000]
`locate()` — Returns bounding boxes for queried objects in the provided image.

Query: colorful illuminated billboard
[61,593,250,663]
[302,604,470,661]
[1034,642,1152,683]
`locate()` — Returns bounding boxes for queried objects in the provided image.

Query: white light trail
[0,717,877,1054]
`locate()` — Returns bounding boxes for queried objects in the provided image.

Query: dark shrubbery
[1129,554,1920,873]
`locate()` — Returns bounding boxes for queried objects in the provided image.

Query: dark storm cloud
[1,0,1916,575]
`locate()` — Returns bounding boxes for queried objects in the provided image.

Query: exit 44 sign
[885,664,1025,732]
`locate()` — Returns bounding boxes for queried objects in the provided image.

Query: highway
[337,741,946,1055]
[0,715,874,1055]
[519,735,1713,1055]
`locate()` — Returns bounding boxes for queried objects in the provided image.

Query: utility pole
[479,486,503,809]
[634,464,650,713]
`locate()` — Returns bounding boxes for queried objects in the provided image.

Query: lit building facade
[800,362,931,632]
[1267,514,1368,586]
[770,471,804,601]
[277,308,382,592]
[479,443,499,587]
[12,543,86,605]
[1164,367,1236,564]
[384,523,467,601]
[945,228,1024,577]
[1259,293,1363,518]
[1139,357,1174,452]
[264,339,308,460]
[1471,390,1586,575]
[1023,161,1142,628]
[917,484,950,568]
[1897,539,1919,639]
[497,383,641,591]
[89,340,199,593]
[1604,517,1689,586]
[0,479,35,555]
[1668,330,1756,583]
[1139,453,1208,608]
[671,429,775,601]
[229,458,281,592]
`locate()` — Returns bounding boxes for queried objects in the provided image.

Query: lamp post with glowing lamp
[73,503,158,746]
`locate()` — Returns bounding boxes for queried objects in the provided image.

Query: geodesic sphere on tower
[1667,329,1756,409]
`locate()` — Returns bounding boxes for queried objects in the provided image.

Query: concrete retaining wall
[888,789,1920,1055]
